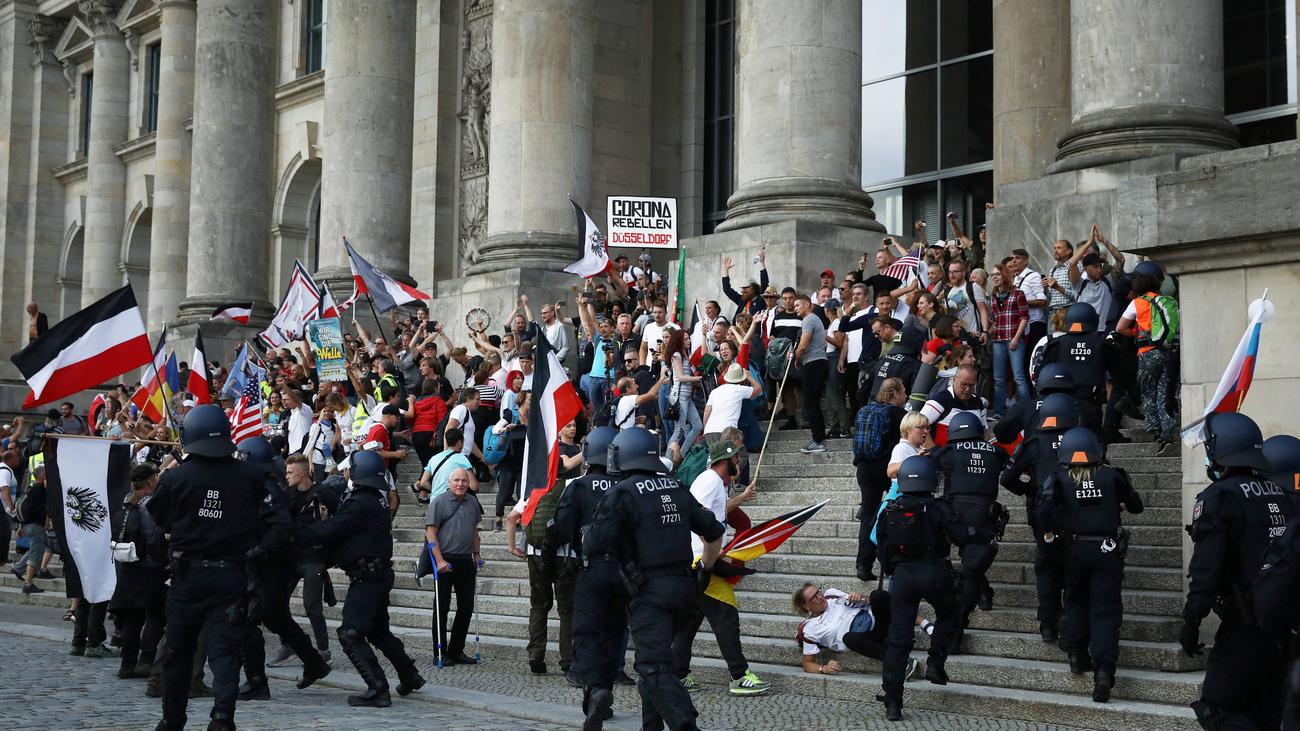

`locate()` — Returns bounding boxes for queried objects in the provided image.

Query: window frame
[80,71,94,158]
[144,42,161,134]
[702,0,736,235]
[303,0,327,76]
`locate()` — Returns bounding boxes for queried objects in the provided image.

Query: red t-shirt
[365,422,394,469]
[412,396,447,433]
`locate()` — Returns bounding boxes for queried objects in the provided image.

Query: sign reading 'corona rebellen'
[607,196,677,249]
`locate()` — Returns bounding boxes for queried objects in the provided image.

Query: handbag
[110,506,138,563]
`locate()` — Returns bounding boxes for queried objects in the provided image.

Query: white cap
[182,399,196,408]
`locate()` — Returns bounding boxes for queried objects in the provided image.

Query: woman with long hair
[663,328,703,465]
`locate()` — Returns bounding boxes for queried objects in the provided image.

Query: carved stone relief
[26,16,67,66]
[456,0,491,275]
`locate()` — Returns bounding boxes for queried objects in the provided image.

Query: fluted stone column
[1052,0,1236,172]
[717,0,880,233]
[316,0,417,288]
[79,0,129,306]
[992,0,1070,188]
[176,0,275,322]
[148,0,195,332]
[23,15,70,324]
[474,0,594,275]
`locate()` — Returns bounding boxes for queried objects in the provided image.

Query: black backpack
[765,337,794,379]
[879,501,934,572]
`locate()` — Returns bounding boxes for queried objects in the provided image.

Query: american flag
[230,379,264,444]
[883,247,922,281]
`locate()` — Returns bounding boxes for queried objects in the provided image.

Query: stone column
[23,15,69,329]
[0,1,37,363]
[992,0,1070,188]
[148,0,195,332]
[79,0,129,306]
[316,0,417,288]
[176,0,276,322]
[1051,0,1236,172]
[474,0,594,275]
[716,0,880,233]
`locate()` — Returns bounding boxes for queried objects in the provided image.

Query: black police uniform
[1041,326,1127,438]
[147,454,283,730]
[1184,467,1298,728]
[547,465,622,697]
[1001,426,1071,640]
[1254,516,1300,730]
[297,482,422,704]
[1035,460,1142,698]
[993,391,1101,445]
[584,470,723,731]
[859,331,924,406]
[932,438,1007,628]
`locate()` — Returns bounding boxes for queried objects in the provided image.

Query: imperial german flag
[699,500,829,607]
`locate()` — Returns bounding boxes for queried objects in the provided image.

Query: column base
[467,231,578,276]
[716,177,884,233]
[1050,105,1238,173]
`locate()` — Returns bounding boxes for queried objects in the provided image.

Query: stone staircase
[2,427,1203,729]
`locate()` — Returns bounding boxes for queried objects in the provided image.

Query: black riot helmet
[236,437,276,465]
[583,426,618,468]
[1058,427,1105,466]
[181,404,235,457]
[1036,393,1079,433]
[892,327,925,357]
[349,450,391,491]
[1204,412,1271,473]
[1036,363,1075,394]
[947,412,985,443]
[607,427,665,475]
[898,455,939,494]
[1065,303,1099,335]
[1263,435,1300,487]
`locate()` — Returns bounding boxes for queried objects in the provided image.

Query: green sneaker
[729,670,771,695]
[680,673,699,691]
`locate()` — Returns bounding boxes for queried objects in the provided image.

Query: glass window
[1224,0,1293,114]
[81,72,93,157]
[1235,113,1298,146]
[862,70,937,183]
[703,0,735,234]
[862,0,937,82]
[304,0,326,75]
[939,56,993,169]
[939,0,992,61]
[144,43,161,134]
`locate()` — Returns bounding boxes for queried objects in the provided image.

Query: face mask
[1205,456,1224,482]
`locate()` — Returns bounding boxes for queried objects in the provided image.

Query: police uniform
[1182,413,1299,730]
[992,363,1102,446]
[1041,303,1129,441]
[1000,393,1078,642]
[931,413,1008,632]
[1034,428,1143,702]
[876,455,974,721]
[297,450,423,707]
[584,428,724,731]
[1254,515,1300,730]
[146,406,283,731]
[859,329,925,406]
[546,428,625,721]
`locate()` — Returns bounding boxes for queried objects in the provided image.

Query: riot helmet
[1058,427,1105,466]
[1036,393,1080,432]
[236,436,275,465]
[607,427,665,475]
[1036,363,1075,394]
[1263,434,1300,488]
[583,426,618,468]
[898,455,938,494]
[1065,303,1099,334]
[947,412,985,443]
[892,327,925,357]
[181,404,235,457]
[1133,260,1164,282]
[349,449,391,491]
[1204,412,1271,475]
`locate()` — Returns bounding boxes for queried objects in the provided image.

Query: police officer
[545,427,627,726]
[876,455,973,722]
[860,327,926,408]
[931,412,1008,642]
[233,437,331,700]
[1182,413,1299,730]
[1263,434,1300,499]
[992,363,1101,446]
[296,450,424,707]
[1041,303,1129,443]
[583,427,724,731]
[1000,393,1078,643]
[1034,428,1143,702]
[146,405,285,731]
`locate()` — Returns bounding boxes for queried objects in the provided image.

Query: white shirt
[543,320,570,361]
[0,464,16,512]
[799,589,869,654]
[704,383,752,434]
[308,419,337,466]
[614,395,639,430]
[888,440,921,467]
[286,404,314,455]
[689,469,728,558]
[641,321,677,358]
[449,404,475,456]
[1014,268,1047,324]
[843,310,871,363]
[825,317,841,355]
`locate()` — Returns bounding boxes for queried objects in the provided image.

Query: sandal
[63,609,75,622]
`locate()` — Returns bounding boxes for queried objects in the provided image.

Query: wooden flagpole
[749,351,794,485]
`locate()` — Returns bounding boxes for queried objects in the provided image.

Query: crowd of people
[5,214,1300,731]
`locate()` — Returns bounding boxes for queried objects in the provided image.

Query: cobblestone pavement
[0,602,1101,730]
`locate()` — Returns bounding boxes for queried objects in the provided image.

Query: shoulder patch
[1192,498,1203,522]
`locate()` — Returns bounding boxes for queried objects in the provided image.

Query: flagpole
[365,292,394,346]
[750,351,795,485]
[48,433,180,447]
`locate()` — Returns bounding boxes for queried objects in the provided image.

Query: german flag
[699,500,829,607]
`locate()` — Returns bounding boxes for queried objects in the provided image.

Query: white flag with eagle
[564,200,611,278]
[44,438,132,603]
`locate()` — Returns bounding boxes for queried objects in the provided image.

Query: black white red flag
[43,437,132,603]
[188,330,212,405]
[9,285,152,409]
[519,329,583,525]
[210,302,253,324]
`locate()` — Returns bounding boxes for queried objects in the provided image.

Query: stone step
[764,426,1158,443]
[760,438,1168,460]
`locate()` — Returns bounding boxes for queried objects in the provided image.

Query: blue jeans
[579,375,610,411]
[668,398,702,451]
[992,339,1030,416]
[658,387,673,448]
[15,523,46,576]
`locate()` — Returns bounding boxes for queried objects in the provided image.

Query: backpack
[673,444,710,488]
[879,501,933,572]
[765,337,794,379]
[853,402,894,462]
[483,413,514,466]
[1137,294,1180,348]
[1253,518,1300,635]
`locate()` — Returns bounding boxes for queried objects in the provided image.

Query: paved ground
[0,601,1103,730]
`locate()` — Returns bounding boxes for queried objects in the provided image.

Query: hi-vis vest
[372,373,398,401]
[1133,294,1179,354]
[351,399,370,437]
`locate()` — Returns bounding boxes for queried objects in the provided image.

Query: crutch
[430,543,445,669]
[751,350,795,485]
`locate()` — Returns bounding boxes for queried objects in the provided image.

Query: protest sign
[306,317,347,382]
[607,196,677,249]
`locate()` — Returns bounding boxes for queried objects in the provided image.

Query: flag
[230,378,265,444]
[699,500,829,607]
[1182,294,1271,446]
[261,260,321,348]
[164,352,181,395]
[210,302,253,324]
[319,281,341,319]
[188,331,212,404]
[519,330,584,525]
[43,437,132,603]
[9,285,152,409]
[688,301,718,373]
[130,331,172,425]
[220,343,267,402]
[670,247,687,325]
[563,200,611,279]
[883,247,921,281]
[87,394,107,436]
[344,238,429,313]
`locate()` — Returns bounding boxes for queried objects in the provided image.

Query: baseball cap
[182,399,196,408]
[820,268,835,278]
[381,404,402,417]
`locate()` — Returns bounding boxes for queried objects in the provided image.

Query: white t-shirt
[889,440,921,467]
[0,464,16,511]
[449,404,475,456]
[614,395,639,430]
[286,404,314,455]
[689,469,728,558]
[825,317,841,355]
[641,321,677,358]
[799,589,869,654]
[1014,269,1047,324]
[843,310,871,363]
[309,419,337,466]
[945,281,987,334]
[704,383,753,434]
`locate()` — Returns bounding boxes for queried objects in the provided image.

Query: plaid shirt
[989,289,1028,342]
[1046,262,1078,311]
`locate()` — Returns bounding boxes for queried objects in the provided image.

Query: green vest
[372,373,399,401]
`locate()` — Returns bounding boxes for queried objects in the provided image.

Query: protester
[12,464,49,594]
[110,464,167,679]
[412,427,476,504]
[664,329,703,465]
[425,467,484,665]
[794,294,830,453]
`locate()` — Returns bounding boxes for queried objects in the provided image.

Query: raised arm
[721,256,743,305]
[1067,236,1093,285]
[912,221,928,249]
[947,212,973,248]
[1094,225,1125,273]
[353,319,375,353]
[520,294,535,325]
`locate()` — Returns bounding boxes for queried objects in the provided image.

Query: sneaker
[565,670,582,688]
[1154,439,1171,456]
[680,673,698,691]
[917,619,935,637]
[729,670,770,695]
[493,519,504,532]
[800,441,827,454]
[37,570,55,579]
[529,659,547,675]
[10,567,21,581]
[21,583,43,594]
[904,657,921,681]
[85,644,120,658]
[267,645,295,667]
